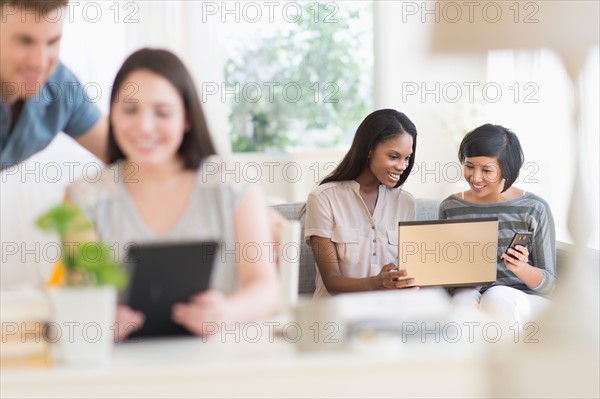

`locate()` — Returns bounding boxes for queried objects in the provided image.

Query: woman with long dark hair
[304,109,418,298]
[66,48,279,338]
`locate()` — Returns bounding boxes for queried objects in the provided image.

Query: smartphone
[504,231,532,255]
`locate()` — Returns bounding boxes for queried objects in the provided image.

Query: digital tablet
[124,241,219,338]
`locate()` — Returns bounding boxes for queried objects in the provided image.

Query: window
[216,1,373,152]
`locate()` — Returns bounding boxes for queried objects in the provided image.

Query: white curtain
[486,48,599,248]
[59,1,229,150]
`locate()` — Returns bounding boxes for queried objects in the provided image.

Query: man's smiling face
[0,3,66,104]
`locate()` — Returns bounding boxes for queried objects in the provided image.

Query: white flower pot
[47,286,116,367]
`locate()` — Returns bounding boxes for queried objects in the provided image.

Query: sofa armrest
[556,241,600,279]
[271,202,317,295]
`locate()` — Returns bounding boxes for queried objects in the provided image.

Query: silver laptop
[398,217,498,287]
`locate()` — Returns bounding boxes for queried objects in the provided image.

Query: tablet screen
[124,241,218,338]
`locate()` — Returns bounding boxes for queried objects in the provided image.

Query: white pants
[451,286,552,329]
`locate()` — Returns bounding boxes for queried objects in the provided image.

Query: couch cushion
[415,198,441,221]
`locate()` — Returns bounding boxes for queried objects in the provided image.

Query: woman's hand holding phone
[501,231,532,272]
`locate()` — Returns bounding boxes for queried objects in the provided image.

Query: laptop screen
[398,217,498,287]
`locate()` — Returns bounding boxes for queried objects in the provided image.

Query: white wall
[371,2,599,248]
[0,135,99,288]
[60,1,231,154]
[230,150,346,204]
[374,2,488,200]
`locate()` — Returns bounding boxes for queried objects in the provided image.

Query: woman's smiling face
[463,156,504,200]
[366,133,413,188]
[110,69,187,167]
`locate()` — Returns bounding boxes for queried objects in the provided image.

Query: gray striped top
[439,192,556,296]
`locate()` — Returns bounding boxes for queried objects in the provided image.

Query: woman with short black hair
[440,123,556,327]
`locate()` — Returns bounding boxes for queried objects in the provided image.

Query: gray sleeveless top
[66,156,248,295]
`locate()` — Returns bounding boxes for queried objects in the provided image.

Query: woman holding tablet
[65,49,279,339]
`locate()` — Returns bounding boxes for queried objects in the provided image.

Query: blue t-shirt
[0,62,101,169]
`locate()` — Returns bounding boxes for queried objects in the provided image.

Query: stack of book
[0,290,52,368]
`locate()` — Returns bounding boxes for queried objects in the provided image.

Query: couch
[272,199,587,295]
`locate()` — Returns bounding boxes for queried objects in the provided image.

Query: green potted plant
[36,203,127,366]
[36,203,127,288]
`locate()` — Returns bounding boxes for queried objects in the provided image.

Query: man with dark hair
[0,0,108,169]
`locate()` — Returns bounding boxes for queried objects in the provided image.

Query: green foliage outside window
[225,2,373,152]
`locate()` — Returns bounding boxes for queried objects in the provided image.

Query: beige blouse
[304,180,416,299]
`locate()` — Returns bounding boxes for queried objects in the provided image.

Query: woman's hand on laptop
[113,305,145,342]
[377,263,417,290]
